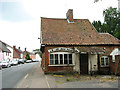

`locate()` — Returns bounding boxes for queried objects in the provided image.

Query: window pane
[64,54,68,64]
[50,54,53,59]
[101,58,104,66]
[55,54,58,64]
[69,54,72,64]
[50,60,54,65]
[105,58,109,65]
[50,54,54,65]
[60,54,63,64]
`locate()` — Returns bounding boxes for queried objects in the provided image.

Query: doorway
[80,54,88,74]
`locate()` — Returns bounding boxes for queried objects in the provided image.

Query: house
[13,46,23,59]
[0,40,13,61]
[23,48,36,60]
[40,9,120,74]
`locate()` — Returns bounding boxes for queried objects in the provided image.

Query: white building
[0,41,13,61]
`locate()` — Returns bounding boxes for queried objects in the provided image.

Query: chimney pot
[18,47,20,50]
[25,48,26,51]
[13,45,16,49]
[66,9,74,22]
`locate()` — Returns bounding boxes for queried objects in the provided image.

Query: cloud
[0,1,32,22]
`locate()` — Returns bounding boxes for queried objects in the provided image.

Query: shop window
[101,56,109,67]
[50,54,54,64]
[60,54,63,64]
[49,53,73,65]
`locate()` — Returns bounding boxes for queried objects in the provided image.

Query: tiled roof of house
[76,46,104,54]
[0,41,11,53]
[41,17,120,45]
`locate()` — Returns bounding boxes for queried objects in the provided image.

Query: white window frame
[49,52,74,66]
[100,56,109,67]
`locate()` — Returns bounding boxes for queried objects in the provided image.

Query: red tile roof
[76,46,104,54]
[41,17,120,45]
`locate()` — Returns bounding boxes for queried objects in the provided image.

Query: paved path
[16,62,56,88]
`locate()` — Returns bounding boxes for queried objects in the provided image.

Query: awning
[75,46,104,54]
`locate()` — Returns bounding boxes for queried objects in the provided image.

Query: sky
[0,0,118,52]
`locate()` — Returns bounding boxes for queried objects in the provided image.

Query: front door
[80,54,88,74]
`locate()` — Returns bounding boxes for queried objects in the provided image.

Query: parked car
[0,61,2,70]
[0,60,11,68]
[32,59,39,62]
[26,60,32,63]
[10,60,18,66]
[18,59,24,64]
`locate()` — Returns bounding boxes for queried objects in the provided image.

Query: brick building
[40,9,120,74]
[13,46,23,59]
[23,48,36,60]
[109,48,120,75]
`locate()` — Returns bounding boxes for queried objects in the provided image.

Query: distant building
[13,46,23,59]
[0,40,13,61]
[23,48,36,60]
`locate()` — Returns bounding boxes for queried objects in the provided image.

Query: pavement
[16,63,56,88]
[16,63,120,88]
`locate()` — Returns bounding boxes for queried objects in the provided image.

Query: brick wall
[43,46,74,72]
[109,55,120,74]
[41,45,120,73]
[13,46,21,59]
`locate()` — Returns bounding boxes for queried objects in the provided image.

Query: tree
[92,7,120,39]
[33,49,42,57]
[25,53,31,60]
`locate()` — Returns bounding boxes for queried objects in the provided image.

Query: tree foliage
[25,53,31,60]
[33,49,42,57]
[92,7,120,39]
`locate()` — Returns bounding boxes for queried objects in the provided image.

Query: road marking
[24,74,29,79]
[45,76,50,89]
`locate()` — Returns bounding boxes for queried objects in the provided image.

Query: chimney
[18,47,20,50]
[66,9,74,22]
[25,48,26,52]
[13,45,16,49]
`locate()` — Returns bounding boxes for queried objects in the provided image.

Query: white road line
[24,74,29,79]
[45,76,50,89]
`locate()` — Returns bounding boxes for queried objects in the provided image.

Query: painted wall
[88,54,98,74]
[0,49,4,61]
[73,53,80,73]
[7,46,13,60]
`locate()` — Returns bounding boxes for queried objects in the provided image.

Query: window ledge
[48,64,75,66]
[100,65,109,67]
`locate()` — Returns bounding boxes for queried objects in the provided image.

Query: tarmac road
[2,62,38,88]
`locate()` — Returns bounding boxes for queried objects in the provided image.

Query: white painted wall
[0,49,4,61]
[3,46,13,61]
[20,53,23,58]
[73,53,80,73]
[88,54,98,74]
[36,54,41,60]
